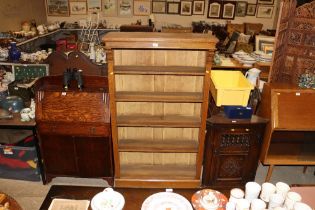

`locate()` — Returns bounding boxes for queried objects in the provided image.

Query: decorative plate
[191,189,228,210]
[141,192,193,210]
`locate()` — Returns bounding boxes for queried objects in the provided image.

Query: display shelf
[103,32,217,187]
[119,139,198,152]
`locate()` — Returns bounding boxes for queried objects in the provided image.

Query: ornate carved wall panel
[269,0,315,83]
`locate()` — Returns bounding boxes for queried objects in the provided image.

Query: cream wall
[0,0,47,31]
[47,0,280,30]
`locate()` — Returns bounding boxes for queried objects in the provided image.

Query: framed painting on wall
[235,1,247,17]
[246,4,257,16]
[167,2,180,14]
[87,0,101,12]
[180,0,193,16]
[256,5,274,18]
[257,0,274,5]
[70,1,87,15]
[134,0,151,15]
[46,0,70,16]
[222,2,236,19]
[152,0,166,14]
[193,0,205,15]
[207,1,221,19]
[255,35,275,52]
[103,0,118,16]
[118,0,133,16]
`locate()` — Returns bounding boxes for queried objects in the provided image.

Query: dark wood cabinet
[202,114,267,190]
[34,75,114,185]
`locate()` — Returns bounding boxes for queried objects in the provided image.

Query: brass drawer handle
[245,128,250,132]
[230,129,235,132]
[90,127,96,135]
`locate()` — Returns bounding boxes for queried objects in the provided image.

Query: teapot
[245,68,261,86]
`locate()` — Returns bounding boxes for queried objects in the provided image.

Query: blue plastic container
[224,106,253,119]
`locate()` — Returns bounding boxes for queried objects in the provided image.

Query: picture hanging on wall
[134,0,151,15]
[118,0,133,16]
[46,0,70,16]
[257,0,274,5]
[180,0,193,16]
[222,2,236,19]
[102,0,118,16]
[246,4,257,16]
[152,0,166,14]
[207,1,221,19]
[167,2,180,14]
[87,0,101,12]
[193,0,205,15]
[256,5,274,18]
[70,1,87,15]
[235,1,247,17]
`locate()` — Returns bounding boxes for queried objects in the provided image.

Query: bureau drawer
[37,123,111,136]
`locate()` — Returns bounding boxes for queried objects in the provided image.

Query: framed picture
[257,0,274,5]
[167,2,180,14]
[118,0,133,16]
[256,5,274,18]
[152,0,166,14]
[102,0,118,16]
[70,1,87,15]
[235,1,247,17]
[134,0,151,15]
[207,1,221,19]
[193,0,205,15]
[255,35,275,52]
[180,0,193,16]
[246,4,256,16]
[46,0,70,16]
[87,0,101,12]
[222,2,236,19]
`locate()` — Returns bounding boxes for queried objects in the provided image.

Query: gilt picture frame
[167,2,180,14]
[246,4,257,16]
[256,5,274,18]
[152,0,166,14]
[70,1,87,15]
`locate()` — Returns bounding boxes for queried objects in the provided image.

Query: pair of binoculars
[63,68,84,90]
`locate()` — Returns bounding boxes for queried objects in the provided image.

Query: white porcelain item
[276,182,290,199]
[226,201,236,210]
[260,182,276,202]
[245,68,261,86]
[268,193,285,210]
[245,182,261,202]
[293,202,312,210]
[236,199,250,210]
[250,198,266,210]
[91,188,125,210]
[230,188,245,204]
[284,192,302,210]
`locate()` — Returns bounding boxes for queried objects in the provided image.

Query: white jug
[245,68,261,86]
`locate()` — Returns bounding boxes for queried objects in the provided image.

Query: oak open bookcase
[103,32,217,188]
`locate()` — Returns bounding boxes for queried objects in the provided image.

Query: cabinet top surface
[267,82,315,92]
[103,32,218,49]
[207,113,268,125]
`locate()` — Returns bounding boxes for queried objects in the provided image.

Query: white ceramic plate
[141,192,193,210]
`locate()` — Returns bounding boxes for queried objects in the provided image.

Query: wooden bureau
[34,75,114,184]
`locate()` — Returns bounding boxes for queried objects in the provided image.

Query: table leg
[265,165,274,182]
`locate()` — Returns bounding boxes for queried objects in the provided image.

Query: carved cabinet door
[203,124,263,188]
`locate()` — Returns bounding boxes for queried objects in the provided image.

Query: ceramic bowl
[0,96,24,113]
[91,188,125,210]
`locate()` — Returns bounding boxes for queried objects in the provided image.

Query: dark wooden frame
[180,0,193,16]
[193,0,205,15]
[246,4,257,16]
[222,1,236,19]
[207,1,221,19]
[152,0,166,14]
[46,0,70,16]
[167,2,180,14]
[256,5,274,18]
[235,1,247,17]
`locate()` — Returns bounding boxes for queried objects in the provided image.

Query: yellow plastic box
[210,70,254,107]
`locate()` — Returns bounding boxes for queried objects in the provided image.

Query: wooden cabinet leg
[265,165,274,182]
